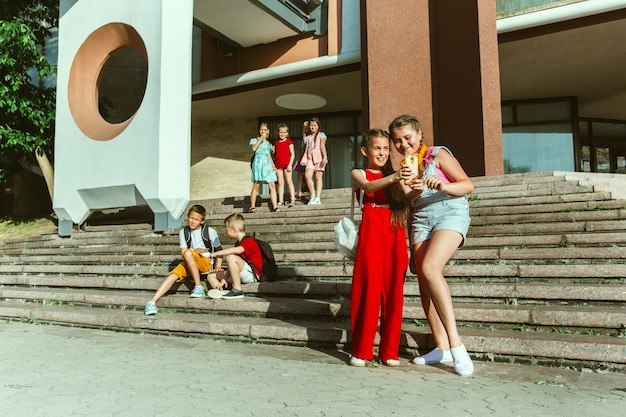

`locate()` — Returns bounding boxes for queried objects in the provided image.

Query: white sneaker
[381,359,400,367]
[207,289,230,299]
[309,197,321,205]
[307,195,316,205]
[349,356,366,367]
[412,348,453,365]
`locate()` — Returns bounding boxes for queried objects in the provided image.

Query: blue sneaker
[190,286,205,298]
[144,301,157,315]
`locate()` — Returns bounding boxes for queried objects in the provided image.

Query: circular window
[98,47,148,124]
[68,23,148,141]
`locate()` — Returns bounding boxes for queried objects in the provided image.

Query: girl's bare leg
[304,168,315,197]
[250,182,260,209]
[414,231,473,375]
[285,170,296,203]
[413,230,463,348]
[314,170,323,200]
[295,172,303,198]
[276,169,285,204]
[268,182,278,210]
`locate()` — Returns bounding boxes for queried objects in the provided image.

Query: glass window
[503,124,575,173]
[591,122,626,138]
[516,101,570,123]
[322,116,354,134]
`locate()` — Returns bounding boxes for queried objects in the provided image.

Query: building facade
[187,0,626,201]
[3,0,626,217]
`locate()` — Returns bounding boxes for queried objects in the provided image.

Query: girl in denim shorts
[390,114,475,376]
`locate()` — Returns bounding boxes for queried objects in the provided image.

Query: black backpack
[243,234,278,281]
[183,224,213,252]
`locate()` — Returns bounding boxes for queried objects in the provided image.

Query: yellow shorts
[170,250,212,282]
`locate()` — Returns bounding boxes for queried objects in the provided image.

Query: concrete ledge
[554,171,626,200]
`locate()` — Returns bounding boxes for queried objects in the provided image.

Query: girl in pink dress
[300,117,327,205]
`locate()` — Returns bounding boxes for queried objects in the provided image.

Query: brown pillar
[361,0,503,175]
[430,0,503,176]
[360,0,433,167]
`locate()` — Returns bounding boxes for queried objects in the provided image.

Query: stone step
[2,245,625,265]
[1,171,625,370]
[1,261,625,281]
[472,183,595,200]
[467,231,626,248]
[4,229,625,256]
[200,187,615,217]
[471,196,622,214]
[8,226,623,254]
[1,302,623,368]
[468,220,626,237]
[2,276,623,305]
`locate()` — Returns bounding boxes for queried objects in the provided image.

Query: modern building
[3,0,626,217]
[186,0,626,201]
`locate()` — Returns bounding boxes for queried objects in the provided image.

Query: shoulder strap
[350,170,365,221]
[183,226,191,248]
[424,146,437,164]
[429,146,453,159]
[201,225,212,252]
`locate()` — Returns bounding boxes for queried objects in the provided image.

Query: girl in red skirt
[349,129,412,367]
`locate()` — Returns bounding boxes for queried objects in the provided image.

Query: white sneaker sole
[207,289,230,299]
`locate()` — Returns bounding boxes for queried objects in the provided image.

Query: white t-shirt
[178,226,221,260]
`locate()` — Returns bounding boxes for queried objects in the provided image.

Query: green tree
[0,0,58,184]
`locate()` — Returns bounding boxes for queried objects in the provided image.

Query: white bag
[333,180,363,261]
[334,216,359,260]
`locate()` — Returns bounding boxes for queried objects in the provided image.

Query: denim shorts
[411,197,471,247]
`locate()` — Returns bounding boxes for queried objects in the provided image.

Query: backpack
[243,234,278,281]
[183,224,213,252]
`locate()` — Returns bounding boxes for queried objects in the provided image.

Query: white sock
[412,347,452,365]
[450,344,474,376]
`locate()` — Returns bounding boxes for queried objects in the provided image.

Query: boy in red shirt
[207,213,262,299]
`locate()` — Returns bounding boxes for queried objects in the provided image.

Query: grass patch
[0,216,56,241]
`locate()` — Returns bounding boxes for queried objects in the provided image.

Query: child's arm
[320,136,328,165]
[351,167,413,193]
[209,245,245,260]
[212,245,224,270]
[287,143,295,171]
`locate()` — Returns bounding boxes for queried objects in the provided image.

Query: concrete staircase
[1,172,625,371]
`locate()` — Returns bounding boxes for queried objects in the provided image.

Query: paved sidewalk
[1,321,624,417]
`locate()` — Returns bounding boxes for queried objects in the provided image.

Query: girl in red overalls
[349,129,413,367]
